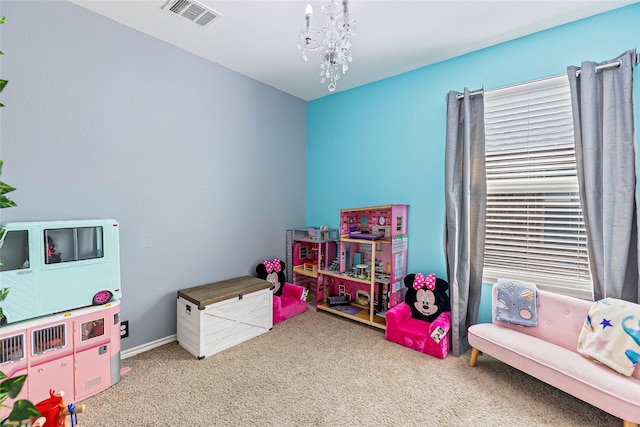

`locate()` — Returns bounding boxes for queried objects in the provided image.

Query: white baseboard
[121,334,177,359]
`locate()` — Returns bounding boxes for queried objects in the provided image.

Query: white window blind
[483,75,593,299]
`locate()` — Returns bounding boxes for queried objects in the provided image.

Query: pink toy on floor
[385,273,452,358]
[385,304,451,358]
[273,283,307,324]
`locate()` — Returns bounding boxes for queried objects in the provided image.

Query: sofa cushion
[273,295,306,324]
[272,283,307,324]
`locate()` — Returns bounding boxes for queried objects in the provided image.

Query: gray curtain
[444,88,486,356]
[567,49,639,303]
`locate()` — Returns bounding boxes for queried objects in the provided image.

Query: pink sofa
[273,283,307,325]
[468,285,640,427]
[385,303,451,358]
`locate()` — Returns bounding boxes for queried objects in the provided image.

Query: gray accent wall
[0,0,307,350]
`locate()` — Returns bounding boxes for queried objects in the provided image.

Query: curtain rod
[575,52,640,76]
[575,60,619,76]
[456,90,483,100]
[456,51,639,100]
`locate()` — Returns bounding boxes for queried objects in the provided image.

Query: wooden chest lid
[177,276,272,308]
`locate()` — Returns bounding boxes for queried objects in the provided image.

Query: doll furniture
[177,276,273,359]
[384,302,452,358]
[273,283,307,324]
[468,284,640,427]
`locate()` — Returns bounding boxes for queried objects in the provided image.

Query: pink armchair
[385,302,451,358]
[256,259,307,324]
[273,282,307,324]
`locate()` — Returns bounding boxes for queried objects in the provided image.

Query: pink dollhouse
[315,204,409,329]
[288,227,339,307]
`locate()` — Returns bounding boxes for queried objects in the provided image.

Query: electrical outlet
[120,320,129,338]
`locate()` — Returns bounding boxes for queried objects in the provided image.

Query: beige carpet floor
[78,309,619,426]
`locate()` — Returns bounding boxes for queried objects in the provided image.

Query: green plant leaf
[0,195,16,209]
[0,375,26,399]
[0,288,9,302]
[0,80,7,93]
[7,399,40,422]
[0,17,7,24]
[0,371,7,380]
[0,162,18,206]
[0,181,16,195]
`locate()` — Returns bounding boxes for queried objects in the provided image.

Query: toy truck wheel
[92,290,113,305]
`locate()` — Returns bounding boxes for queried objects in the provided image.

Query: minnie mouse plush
[256,258,286,296]
[404,272,450,323]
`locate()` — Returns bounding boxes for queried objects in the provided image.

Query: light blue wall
[0,0,307,350]
[307,3,640,324]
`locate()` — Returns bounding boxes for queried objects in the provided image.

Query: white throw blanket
[577,298,640,376]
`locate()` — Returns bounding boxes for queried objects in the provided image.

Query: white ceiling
[70,0,637,101]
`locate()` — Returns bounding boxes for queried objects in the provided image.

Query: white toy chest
[177,276,273,359]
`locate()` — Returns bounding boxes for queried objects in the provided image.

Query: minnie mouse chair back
[256,258,307,324]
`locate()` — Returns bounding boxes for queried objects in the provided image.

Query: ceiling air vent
[162,0,222,28]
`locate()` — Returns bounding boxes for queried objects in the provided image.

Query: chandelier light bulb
[297,0,356,93]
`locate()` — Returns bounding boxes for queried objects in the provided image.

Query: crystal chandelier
[297,0,357,92]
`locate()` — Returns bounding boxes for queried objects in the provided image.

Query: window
[0,229,29,271]
[81,317,105,341]
[483,75,593,299]
[44,226,104,265]
[0,333,24,365]
[32,323,66,355]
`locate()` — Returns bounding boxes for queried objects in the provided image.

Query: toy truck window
[0,333,25,365]
[32,323,66,355]
[0,229,29,271]
[81,318,105,341]
[44,226,104,264]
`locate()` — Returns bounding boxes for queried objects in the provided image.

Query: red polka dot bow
[413,272,436,290]
[264,258,282,273]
